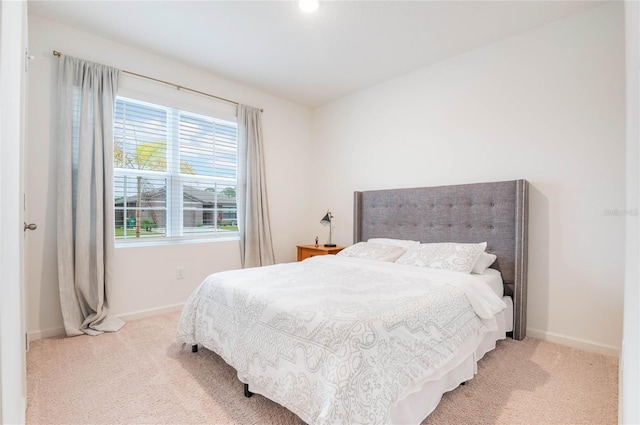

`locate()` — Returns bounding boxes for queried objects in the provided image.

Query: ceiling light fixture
[299,0,319,13]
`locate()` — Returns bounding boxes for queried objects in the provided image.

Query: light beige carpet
[27,312,618,424]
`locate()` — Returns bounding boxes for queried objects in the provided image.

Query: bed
[176,179,529,425]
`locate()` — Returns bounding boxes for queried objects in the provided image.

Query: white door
[0,0,28,423]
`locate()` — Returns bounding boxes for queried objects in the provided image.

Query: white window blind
[113,96,238,242]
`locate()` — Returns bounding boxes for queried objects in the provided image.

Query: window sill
[115,235,239,248]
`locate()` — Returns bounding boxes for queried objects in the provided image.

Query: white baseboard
[527,328,620,357]
[116,303,184,322]
[21,395,27,424]
[28,303,185,342]
[28,326,66,341]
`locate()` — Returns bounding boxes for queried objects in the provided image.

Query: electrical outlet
[176,267,184,280]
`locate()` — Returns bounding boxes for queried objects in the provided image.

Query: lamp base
[324,244,337,248]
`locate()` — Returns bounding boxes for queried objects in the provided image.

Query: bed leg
[244,383,253,398]
[191,344,198,353]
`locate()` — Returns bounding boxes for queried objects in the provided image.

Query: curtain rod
[52,50,263,113]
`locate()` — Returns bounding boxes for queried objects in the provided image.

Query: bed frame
[353,179,529,340]
[194,179,529,400]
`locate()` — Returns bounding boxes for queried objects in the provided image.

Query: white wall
[27,3,627,356]
[26,15,315,338]
[311,3,626,354]
[622,1,640,422]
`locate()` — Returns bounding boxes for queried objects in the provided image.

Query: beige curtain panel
[237,105,275,268]
[56,55,125,336]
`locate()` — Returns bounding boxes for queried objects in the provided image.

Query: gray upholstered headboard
[353,180,528,340]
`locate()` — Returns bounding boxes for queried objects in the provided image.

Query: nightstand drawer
[297,245,345,261]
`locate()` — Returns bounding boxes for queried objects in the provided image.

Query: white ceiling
[29,0,606,107]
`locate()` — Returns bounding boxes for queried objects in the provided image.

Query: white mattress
[473,268,504,298]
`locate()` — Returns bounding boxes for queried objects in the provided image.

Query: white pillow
[395,242,487,274]
[472,252,497,274]
[367,238,420,250]
[337,242,406,262]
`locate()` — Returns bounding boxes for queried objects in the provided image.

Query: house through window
[113,96,238,242]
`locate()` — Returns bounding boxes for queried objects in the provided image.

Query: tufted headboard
[353,180,529,340]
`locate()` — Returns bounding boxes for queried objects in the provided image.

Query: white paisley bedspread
[176,255,506,425]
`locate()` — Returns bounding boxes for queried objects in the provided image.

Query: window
[113,96,238,242]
